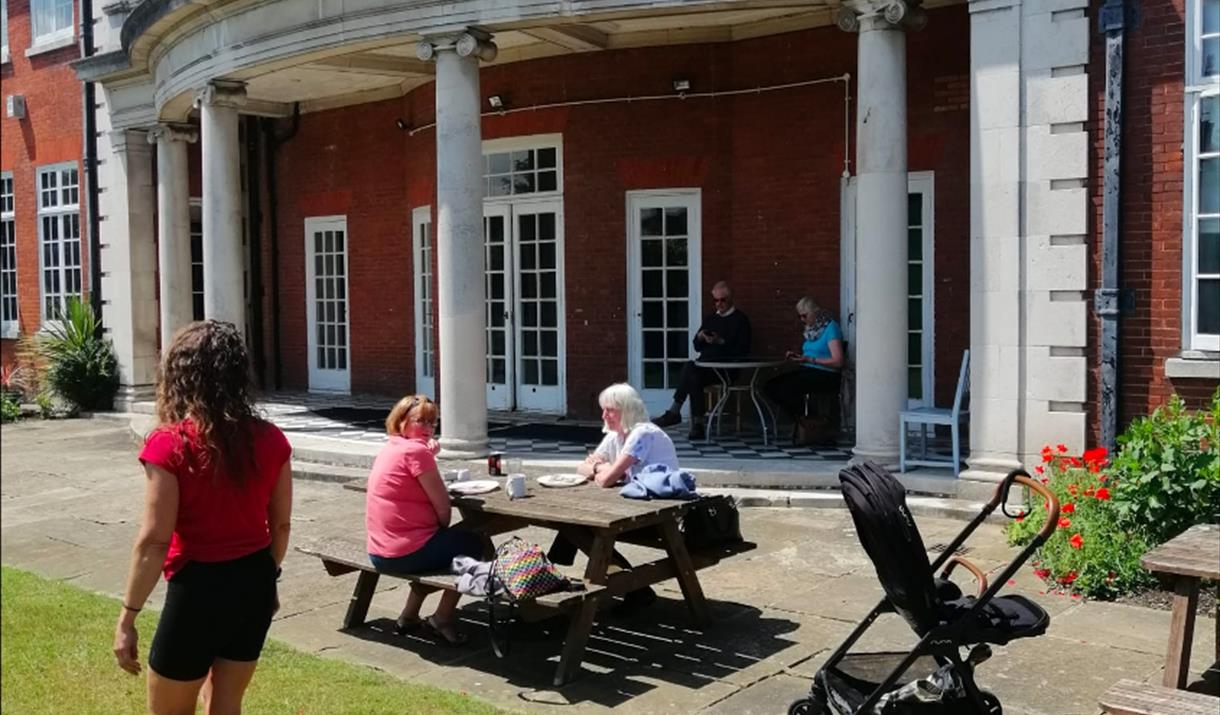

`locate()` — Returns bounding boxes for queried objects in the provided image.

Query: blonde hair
[385,394,439,436]
[598,383,649,433]
[796,296,819,316]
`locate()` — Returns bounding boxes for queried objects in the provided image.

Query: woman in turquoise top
[764,297,845,441]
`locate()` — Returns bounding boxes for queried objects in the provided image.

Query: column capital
[195,80,247,110]
[415,28,497,63]
[108,127,151,152]
[837,0,928,32]
[147,123,198,145]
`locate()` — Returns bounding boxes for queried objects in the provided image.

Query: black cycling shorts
[148,547,277,681]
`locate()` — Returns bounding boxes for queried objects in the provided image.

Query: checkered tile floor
[259,392,859,462]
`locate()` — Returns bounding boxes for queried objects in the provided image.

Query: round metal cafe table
[693,358,787,446]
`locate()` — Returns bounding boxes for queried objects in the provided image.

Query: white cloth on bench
[452,556,498,597]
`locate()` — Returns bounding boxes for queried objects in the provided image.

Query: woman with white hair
[577,382,679,487]
[764,296,845,443]
[551,382,678,613]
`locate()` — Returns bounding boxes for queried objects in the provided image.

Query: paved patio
[2,418,1214,714]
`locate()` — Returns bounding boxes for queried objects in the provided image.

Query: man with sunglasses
[652,281,751,440]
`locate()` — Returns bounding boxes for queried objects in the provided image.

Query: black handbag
[681,495,743,550]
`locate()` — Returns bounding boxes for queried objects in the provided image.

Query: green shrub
[1006,445,1155,599]
[39,299,118,412]
[1109,391,1220,545]
[0,391,19,423]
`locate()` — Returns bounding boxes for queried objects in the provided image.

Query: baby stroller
[789,461,1060,715]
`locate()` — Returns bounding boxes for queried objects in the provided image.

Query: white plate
[537,474,589,488]
[448,480,501,495]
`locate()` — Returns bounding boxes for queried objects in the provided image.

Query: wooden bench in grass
[297,536,607,686]
[1099,679,1219,715]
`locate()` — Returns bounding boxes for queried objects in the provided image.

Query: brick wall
[268,7,972,417]
[1088,0,1216,445]
[0,0,85,375]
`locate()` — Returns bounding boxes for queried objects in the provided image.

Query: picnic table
[307,477,753,685]
[1138,523,1220,689]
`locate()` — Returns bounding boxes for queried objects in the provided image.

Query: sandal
[425,615,469,646]
[392,616,423,636]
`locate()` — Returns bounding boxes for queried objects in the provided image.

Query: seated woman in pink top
[366,394,483,645]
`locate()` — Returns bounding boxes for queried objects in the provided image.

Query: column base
[849,448,899,472]
[438,437,490,460]
[113,384,156,413]
[959,455,1024,484]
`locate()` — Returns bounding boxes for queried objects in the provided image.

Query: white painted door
[484,205,513,410]
[906,173,936,408]
[412,206,435,398]
[626,190,703,416]
[305,216,351,393]
[512,199,565,412]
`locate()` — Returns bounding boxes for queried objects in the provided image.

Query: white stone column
[149,123,197,349]
[842,2,915,466]
[195,80,247,328]
[98,128,159,405]
[419,31,497,457]
[961,0,1089,481]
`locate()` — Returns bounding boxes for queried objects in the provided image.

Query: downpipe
[80,0,102,328]
[1097,0,1126,451]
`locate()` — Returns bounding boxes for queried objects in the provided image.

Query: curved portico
[76,0,1092,476]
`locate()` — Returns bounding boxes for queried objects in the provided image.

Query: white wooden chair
[899,349,969,475]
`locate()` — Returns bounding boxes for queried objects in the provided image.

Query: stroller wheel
[787,698,825,715]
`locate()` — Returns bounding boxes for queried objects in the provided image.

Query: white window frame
[1,171,17,338]
[412,206,435,398]
[482,134,564,204]
[304,215,352,394]
[1183,0,1220,351]
[907,172,936,407]
[2,0,11,64]
[29,0,73,49]
[36,163,82,326]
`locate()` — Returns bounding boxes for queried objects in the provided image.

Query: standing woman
[113,320,293,715]
[763,297,845,439]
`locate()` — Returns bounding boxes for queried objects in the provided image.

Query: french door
[906,173,935,408]
[305,216,351,393]
[626,190,703,416]
[412,207,435,398]
[483,199,566,413]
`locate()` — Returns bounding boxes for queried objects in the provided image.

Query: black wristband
[123,604,141,613]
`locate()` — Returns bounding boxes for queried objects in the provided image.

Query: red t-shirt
[139,419,292,580]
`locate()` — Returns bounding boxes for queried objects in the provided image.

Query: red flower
[1034,568,1050,579]
[1083,446,1108,463]
[1088,462,1102,473]
[1059,517,1072,529]
[1057,443,1068,453]
[1035,465,1045,474]
[1058,571,1078,584]
[1095,487,1111,501]
[1015,513,1026,522]
[1040,477,1049,485]
[1070,533,1084,550]
[1099,475,1109,483]
[1068,484,1079,496]
[1041,445,1054,462]
[1084,487,1095,497]
[1062,502,1076,514]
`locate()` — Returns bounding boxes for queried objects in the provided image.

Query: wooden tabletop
[452,479,696,532]
[1141,523,1220,580]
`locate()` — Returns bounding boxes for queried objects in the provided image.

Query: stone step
[292,461,367,485]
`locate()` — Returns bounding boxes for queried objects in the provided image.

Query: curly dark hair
[155,320,258,483]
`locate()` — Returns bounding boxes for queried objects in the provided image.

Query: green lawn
[1,567,510,714]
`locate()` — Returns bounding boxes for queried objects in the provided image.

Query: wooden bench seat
[297,537,604,627]
[1099,678,1220,715]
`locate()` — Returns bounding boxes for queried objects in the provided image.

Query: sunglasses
[712,297,729,304]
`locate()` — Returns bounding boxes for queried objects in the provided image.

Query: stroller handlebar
[994,470,1061,544]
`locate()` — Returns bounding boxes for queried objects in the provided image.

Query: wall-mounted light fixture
[487,95,505,110]
[672,78,691,93]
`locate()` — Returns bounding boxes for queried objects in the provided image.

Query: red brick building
[1,0,87,368]
[0,0,1205,477]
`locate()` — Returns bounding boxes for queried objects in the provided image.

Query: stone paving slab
[3,418,1216,715]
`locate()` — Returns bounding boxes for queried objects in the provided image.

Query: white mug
[456,468,471,482]
[507,474,527,499]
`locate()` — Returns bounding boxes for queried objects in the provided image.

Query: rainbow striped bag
[487,537,570,658]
